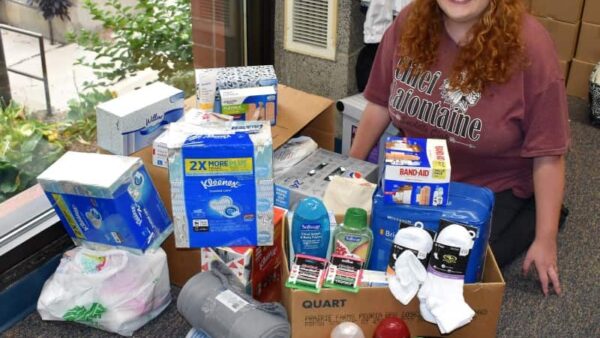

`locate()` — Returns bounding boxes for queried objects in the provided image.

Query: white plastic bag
[37,247,171,336]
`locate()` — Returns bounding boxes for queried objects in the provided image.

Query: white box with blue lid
[97,82,185,155]
[37,151,173,253]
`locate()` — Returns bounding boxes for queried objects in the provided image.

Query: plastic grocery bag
[37,246,171,336]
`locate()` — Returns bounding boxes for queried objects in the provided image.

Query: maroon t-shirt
[364,9,570,198]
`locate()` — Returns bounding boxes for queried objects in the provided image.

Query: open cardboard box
[280,216,506,338]
[127,85,336,287]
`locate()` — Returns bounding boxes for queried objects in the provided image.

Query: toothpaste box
[195,65,278,116]
[97,82,185,155]
[152,110,233,168]
[220,86,277,125]
[37,152,173,253]
[383,137,451,206]
[169,121,274,248]
[274,148,379,210]
[200,207,285,302]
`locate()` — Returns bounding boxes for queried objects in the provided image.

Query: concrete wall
[274,0,364,137]
[0,0,136,44]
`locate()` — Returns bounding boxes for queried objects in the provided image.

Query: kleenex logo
[145,113,163,127]
[201,178,241,189]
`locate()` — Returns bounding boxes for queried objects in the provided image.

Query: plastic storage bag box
[37,247,171,336]
[369,182,494,283]
[37,152,172,253]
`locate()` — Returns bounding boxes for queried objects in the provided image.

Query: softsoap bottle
[332,208,373,267]
[291,197,331,259]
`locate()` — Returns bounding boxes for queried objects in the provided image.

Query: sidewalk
[2,28,157,115]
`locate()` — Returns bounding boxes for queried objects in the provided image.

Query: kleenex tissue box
[37,152,173,253]
[169,121,273,248]
[97,82,185,155]
[383,137,451,206]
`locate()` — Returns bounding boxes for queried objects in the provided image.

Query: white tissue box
[97,82,185,155]
[37,151,173,253]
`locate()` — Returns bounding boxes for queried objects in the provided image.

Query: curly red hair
[397,0,527,93]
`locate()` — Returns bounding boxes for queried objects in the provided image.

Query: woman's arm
[523,154,565,296]
[349,102,391,160]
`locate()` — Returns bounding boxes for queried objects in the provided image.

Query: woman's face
[436,0,491,25]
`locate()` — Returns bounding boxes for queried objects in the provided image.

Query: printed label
[429,242,469,277]
[216,290,249,313]
[184,158,253,175]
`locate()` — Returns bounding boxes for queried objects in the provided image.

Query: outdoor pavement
[1,27,157,115]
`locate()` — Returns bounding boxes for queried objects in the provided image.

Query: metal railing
[0,24,52,114]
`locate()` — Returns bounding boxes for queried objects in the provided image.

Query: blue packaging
[291,197,331,259]
[369,182,494,283]
[169,121,273,248]
[37,152,173,253]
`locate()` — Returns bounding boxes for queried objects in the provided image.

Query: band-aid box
[383,137,451,206]
[220,86,277,125]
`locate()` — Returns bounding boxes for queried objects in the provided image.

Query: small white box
[97,82,185,155]
[220,86,277,125]
[338,93,399,169]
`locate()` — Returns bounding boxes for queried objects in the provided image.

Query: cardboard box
[274,148,379,210]
[567,58,597,100]
[583,0,600,25]
[37,152,172,253]
[281,218,505,338]
[200,207,286,302]
[559,59,571,80]
[531,0,584,24]
[383,138,451,207]
[97,82,185,156]
[535,16,581,60]
[575,22,600,64]
[338,93,399,169]
[128,85,336,287]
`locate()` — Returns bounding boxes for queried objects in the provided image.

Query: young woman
[350,0,569,296]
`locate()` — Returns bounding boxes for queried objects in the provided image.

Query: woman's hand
[522,236,561,296]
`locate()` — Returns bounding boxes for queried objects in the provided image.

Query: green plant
[0,102,65,203]
[62,89,114,146]
[34,0,73,21]
[68,0,194,95]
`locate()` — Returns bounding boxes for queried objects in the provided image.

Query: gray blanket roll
[177,260,290,338]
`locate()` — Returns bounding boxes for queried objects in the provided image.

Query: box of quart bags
[280,215,506,338]
[383,137,451,206]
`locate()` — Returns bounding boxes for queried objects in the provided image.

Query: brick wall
[191,0,227,68]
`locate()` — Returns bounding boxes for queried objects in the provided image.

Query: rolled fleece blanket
[177,260,290,338]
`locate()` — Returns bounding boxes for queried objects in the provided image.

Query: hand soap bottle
[332,208,373,267]
[291,197,331,259]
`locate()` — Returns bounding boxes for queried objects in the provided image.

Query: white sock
[417,273,436,323]
[420,224,475,334]
[388,227,432,305]
[388,250,425,304]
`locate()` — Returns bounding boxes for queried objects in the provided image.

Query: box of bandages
[383,137,451,206]
[220,86,277,125]
[200,207,286,302]
[195,65,278,118]
[37,152,172,253]
[274,148,378,210]
[168,120,274,248]
[281,212,505,338]
[97,82,185,156]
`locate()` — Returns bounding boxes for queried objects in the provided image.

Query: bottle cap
[294,197,328,221]
[343,208,367,229]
